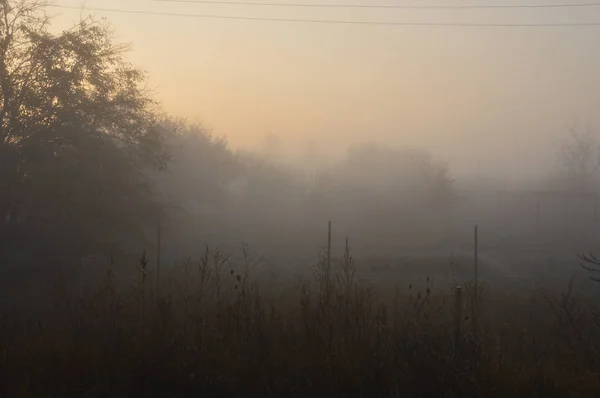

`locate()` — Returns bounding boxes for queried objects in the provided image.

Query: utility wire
[152,0,600,10]
[49,4,600,27]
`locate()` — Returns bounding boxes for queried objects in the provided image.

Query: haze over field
[4,2,600,396]
[52,0,600,180]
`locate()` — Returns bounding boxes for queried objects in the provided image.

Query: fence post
[156,218,162,302]
[454,285,463,354]
[327,220,332,272]
[324,220,332,304]
[594,196,598,240]
[473,225,479,339]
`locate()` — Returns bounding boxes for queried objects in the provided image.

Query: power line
[50,4,600,27]
[153,0,600,10]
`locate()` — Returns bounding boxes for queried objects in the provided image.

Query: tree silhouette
[559,127,600,192]
[149,119,242,221]
[0,1,167,266]
[578,253,600,283]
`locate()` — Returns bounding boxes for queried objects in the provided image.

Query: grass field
[1,243,599,397]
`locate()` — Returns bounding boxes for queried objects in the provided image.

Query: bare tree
[560,127,600,191]
[578,253,600,283]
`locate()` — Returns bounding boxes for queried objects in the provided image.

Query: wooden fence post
[454,285,463,354]
[156,218,162,302]
[324,220,332,304]
[327,220,332,272]
[473,225,479,339]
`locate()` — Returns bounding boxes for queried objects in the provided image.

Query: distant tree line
[3,0,593,272]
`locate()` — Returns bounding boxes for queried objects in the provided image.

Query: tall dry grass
[1,241,599,397]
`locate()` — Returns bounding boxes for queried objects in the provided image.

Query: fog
[52,1,600,167]
[126,116,599,297]
[4,2,600,395]
[0,0,598,296]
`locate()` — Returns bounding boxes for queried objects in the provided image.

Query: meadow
[2,238,599,398]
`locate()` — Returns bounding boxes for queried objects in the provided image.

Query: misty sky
[51,0,600,178]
